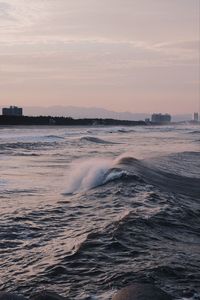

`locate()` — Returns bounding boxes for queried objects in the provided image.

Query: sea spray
[64,158,112,194]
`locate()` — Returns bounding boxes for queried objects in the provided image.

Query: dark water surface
[0,125,200,299]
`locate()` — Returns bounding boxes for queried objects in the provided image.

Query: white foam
[104,169,128,183]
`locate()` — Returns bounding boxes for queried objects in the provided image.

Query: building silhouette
[2,106,23,116]
[194,112,199,122]
[151,113,171,124]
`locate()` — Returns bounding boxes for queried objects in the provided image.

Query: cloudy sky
[0,0,199,114]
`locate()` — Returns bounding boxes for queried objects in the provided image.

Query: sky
[0,0,199,114]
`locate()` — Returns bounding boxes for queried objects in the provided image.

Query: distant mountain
[24,106,150,121]
[0,105,192,122]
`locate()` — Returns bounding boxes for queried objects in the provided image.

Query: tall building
[151,113,171,124]
[2,106,23,116]
[194,112,199,122]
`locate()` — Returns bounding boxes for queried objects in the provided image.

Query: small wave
[80,136,117,144]
[13,152,40,157]
[0,188,38,195]
[0,142,43,150]
[118,129,135,133]
[189,130,200,134]
[0,141,59,151]
[45,135,65,140]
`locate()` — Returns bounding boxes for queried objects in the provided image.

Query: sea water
[0,124,200,299]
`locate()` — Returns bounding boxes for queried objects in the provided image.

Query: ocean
[0,124,200,299]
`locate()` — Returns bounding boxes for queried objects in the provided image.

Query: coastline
[0,115,146,126]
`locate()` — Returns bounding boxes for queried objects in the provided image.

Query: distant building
[2,106,23,116]
[194,112,199,122]
[151,113,171,124]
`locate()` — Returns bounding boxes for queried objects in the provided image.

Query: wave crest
[64,153,200,197]
[80,136,117,144]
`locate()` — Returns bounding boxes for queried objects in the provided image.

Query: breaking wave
[64,152,200,197]
[64,158,130,194]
